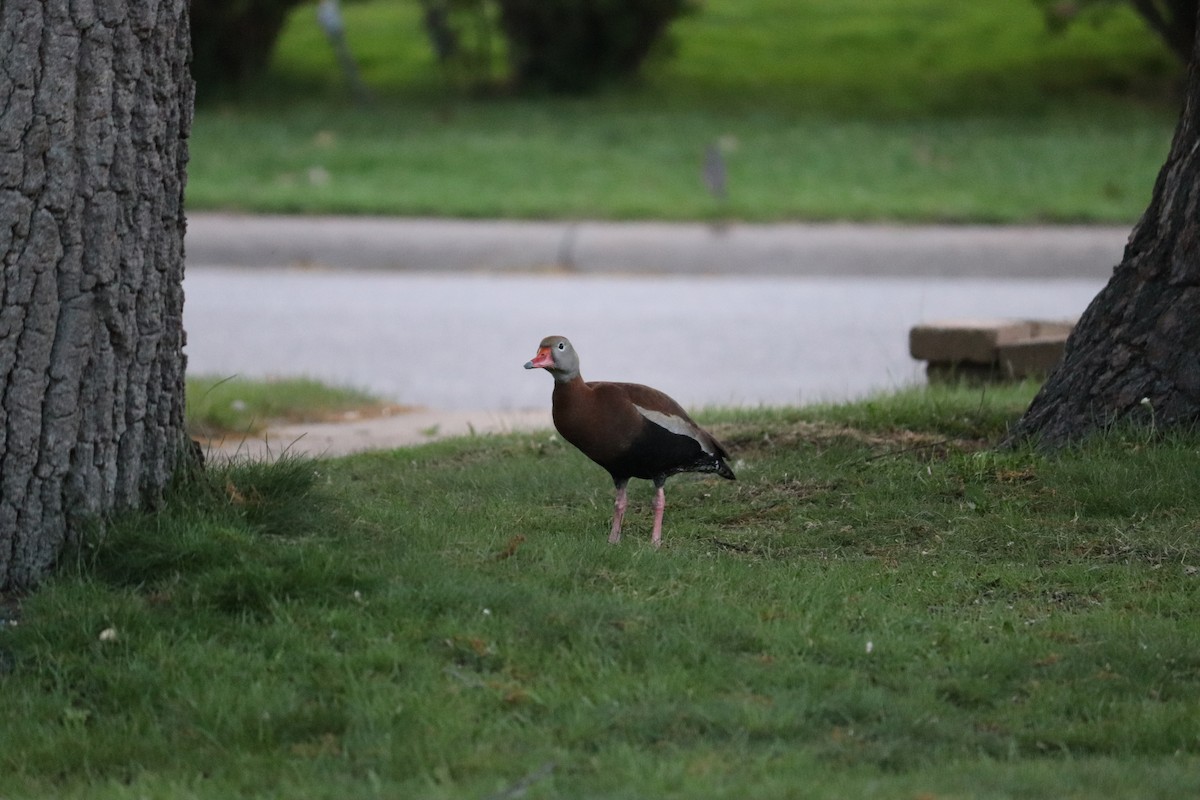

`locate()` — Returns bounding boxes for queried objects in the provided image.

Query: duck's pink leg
[650,485,666,548]
[609,481,629,544]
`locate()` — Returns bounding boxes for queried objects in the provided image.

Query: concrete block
[913,318,1076,384]
[997,336,1068,379]
[909,319,1037,364]
[925,361,1002,384]
[1026,320,1076,339]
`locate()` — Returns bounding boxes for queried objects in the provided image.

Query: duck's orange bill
[524,347,553,369]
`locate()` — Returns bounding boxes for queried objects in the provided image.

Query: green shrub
[1032,0,1196,63]
[496,0,696,92]
[418,0,695,93]
[190,0,310,97]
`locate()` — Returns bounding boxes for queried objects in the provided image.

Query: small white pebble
[482,608,492,616]
[99,627,119,642]
[308,165,331,186]
[865,641,874,654]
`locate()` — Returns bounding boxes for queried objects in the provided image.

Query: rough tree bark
[1007,13,1200,448]
[0,0,193,589]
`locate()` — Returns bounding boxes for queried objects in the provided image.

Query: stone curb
[186,213,1129,279]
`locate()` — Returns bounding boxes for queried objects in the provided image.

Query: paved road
[185,270,1111,408]
[184,215,1123,456]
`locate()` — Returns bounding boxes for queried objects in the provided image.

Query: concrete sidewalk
[204,408,553,461]
[187,212,1130,279]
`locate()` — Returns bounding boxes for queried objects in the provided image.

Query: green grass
[186,0,1182,223]
[186,374,396,438]
[4,383,1199,797]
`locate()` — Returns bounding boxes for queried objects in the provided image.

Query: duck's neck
[551,369,583,385]
[552,373,588,405]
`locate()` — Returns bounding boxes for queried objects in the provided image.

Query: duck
[524,335,735,547]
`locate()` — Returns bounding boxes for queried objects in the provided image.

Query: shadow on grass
[68,456,371,620]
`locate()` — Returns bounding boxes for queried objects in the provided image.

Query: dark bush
[189,0,310,98]
[495,0,695,93]
[1031,0,1196,63]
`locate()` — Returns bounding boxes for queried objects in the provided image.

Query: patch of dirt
[718,420,989,460]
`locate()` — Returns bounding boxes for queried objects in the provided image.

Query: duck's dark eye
[557,342,566,350]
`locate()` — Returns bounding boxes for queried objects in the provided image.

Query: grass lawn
[187,0,1183,223]
[186,374,401,439]
[3,384,1198,797]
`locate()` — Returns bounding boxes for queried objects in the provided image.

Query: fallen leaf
[225,479,246,505]
[495,534,526,561]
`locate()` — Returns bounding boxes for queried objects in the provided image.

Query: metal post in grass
[317,0,374,106]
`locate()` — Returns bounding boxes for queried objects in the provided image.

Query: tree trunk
[0,0,193,589]
[1007,14,1200,448]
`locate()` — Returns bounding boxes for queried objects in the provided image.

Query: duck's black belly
[598,420,713,483]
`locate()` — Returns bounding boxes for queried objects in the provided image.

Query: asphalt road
[184,215,1123,456]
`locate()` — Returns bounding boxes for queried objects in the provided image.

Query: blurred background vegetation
[187,0,1187,223]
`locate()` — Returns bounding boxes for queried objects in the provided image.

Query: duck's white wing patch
[633,404,712,454]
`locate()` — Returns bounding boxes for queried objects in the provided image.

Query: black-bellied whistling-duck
[524,335,735,547]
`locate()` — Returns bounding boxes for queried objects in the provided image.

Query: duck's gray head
[524,335,580,382]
